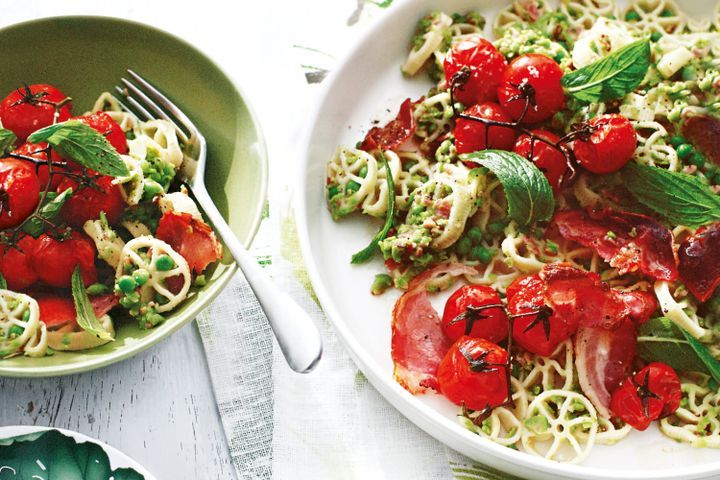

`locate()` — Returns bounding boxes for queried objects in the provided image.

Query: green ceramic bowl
[0,16,268,377]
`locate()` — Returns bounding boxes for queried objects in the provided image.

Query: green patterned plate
[0,16,267,377]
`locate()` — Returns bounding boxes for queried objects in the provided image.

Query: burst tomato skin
[610,362,681,431]
[444,37,508,106]
[573,115,637,174]
[0,84,72,142]
[441,285,508,343]
[0,235,39,290]
[12,142,66,189]
[71,112,128,154]
[497,54,565,124]
[0,158,41,229]
[30,231,97,288]
[454,102,517,155]
[507,274,577,356]
[513,130,567,193]
[57,175,125,228]
[437,336,509,410]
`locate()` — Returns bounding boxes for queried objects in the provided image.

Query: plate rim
[294,0,720,478]
[0,14,268,378]
[0,425,159,479]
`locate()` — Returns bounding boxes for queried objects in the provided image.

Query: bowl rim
[294,0,720,478]
[0,14,268,378]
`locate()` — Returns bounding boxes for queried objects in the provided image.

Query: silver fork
[114,70,322,373]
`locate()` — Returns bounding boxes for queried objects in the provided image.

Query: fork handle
[191,183,322,373]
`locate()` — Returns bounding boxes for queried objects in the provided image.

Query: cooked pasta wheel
[326,147,378,219]
[559,0,619,32]
[361,151,401,218]
[654,280,710,340]
[0,290,47,358]
[623,0,685,34]
[394,151,433,211]
[631,121,680,171]
[501,223,565,274]
[661,383,720,447]
[91,92,138,132]
[493,0,552,36]
[461,377,529,446]
[571,18,636,69]
[83,217,126,269]
[413,92,454,147]
[113,154,145,205]
[48,315,115,351]
[521,390,599,464]
[520,340,575,400]
[592,417,633,445]
[402,12,453,76]
[129,119,184,169]
[116,236,191,313]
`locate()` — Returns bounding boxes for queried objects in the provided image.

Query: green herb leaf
[71,266,113,342]
[28,121,129,177]
[561,39,651,103]
[0,128,17,155]
[461,150,555,228]
[351,152,396,264]
[637,317,720,382]
[0,272,7,290]
[22,187,73,238]
[623,162,720,227]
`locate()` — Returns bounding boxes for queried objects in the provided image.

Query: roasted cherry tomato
[156,211,222,273]
[31,231,97,287]
[444,37,508,106]
[71,112,128,154]
[57,175,125,228]
[441,285,508,343]
[35,295,78,329]
[454,102,517,155]
[0,158,41,229]
[360,98,415,152]
[610,362,681,431]
[437,336,509,410]
[0,84,72,142]
[12,142,66,189]
[513,130,567,193]
[507,274,578,356]
[0,235,38,290]
[497,54,565,124]
[572,114,637,174]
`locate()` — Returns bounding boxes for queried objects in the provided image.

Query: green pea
[142,179,164,200]
[22,309,30,322]
[650,31,662,42]
[327,185,340,199]
[86,283,109,296]
[9,325,23,337]
[359,165,369,178]
[117,275,137,294]
[466,226,483,244]
[119,296,137,309]
[669,135,686,148]
[455,237,472,256]
[690,152,706,168]
[371,274,393,295]
[133,268,150,286]
[487,222,505,235]
[155,255,175,271]
[194,275,207,287]
[477,246,494,264]
[625,10,640,21]
[346,180,361,193]
[677,143,694,159]
[659,8,674,17]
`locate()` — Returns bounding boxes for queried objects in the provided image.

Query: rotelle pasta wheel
[116,236,191,314]
[0,290,47,358]
[326,147,379,220]
[521,390,598,464]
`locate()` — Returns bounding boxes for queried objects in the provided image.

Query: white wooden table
[0,1,379,478]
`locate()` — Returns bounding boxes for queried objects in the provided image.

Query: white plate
[0,426,158,479]
[296,1,720,479]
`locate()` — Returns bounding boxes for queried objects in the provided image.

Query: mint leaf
[0,128,17,155]
[22,187,73,238]
[561,39,651,103]
[352,152,396,263]
[638,317,720,383]
[28,121,129,177]
[461,150,555,228]
[623,162,720,227]
[71,266,113,342]
[0,272,7,290]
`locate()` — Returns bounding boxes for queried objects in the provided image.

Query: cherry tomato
[156,211,222,273]
[31,231,97,287]
[454,102,517,155]
[507,274,578,356]
[0,84,72,142]
[35,295,78,329]
[12,142,66,189]
[0,158,41,229]
[513,130,567,193]
[610,362,681,431]
[71,112,128,154]
[497,54,565,124]
[573,114,637,174]
[441,285,508,343]
[437,336,509,410]
[57,175,125,228]
[0,235,38,290]
[444,37,508,106]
